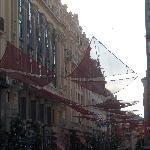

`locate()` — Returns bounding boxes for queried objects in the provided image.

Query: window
[38,104,44,123]
[19,97,26,120]
[19,0,22,13]
[19,20,23,39]
[78,93,80,104]
[44,24,50,68]
[30,100,36,121]
[37,12,40,25]
[92,99,96,105]
[28,2,32,21]
[47,107,51,125]
[0,17,4,32]
[18,0,24,49]
[52,29,56,73]
[27,1,33,53]
[52,109,54,123]
[47,107,55,125]
[81,95,84,105]
[36,13,42,64]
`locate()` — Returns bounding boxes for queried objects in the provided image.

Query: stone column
[55,30,64,89]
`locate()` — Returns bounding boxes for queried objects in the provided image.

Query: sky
[61,0,146,116]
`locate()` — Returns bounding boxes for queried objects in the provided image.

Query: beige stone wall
[0,0,106,133]
[0,0,18,57]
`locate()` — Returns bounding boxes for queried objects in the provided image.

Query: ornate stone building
[0,0,109,149]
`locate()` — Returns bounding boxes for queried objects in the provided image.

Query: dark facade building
[144,0,150,149]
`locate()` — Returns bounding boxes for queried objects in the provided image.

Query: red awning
[90,99,129,110]
[72,80,106,95]
[67,46,104,78]
[107,109,126,114]
[0,42,93,116]
[3,71,52,87]
[39,89,94,115]
[67,46,107,96]
[0,42,53,86]
[73,115,97,122]
[6,72,93,115]
[4,75,93,116]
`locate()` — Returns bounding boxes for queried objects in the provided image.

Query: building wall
[145,0,150,147]
[0,0,106,136]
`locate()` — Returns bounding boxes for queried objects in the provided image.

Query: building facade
[144,0,150,149]
[0,0,109,149]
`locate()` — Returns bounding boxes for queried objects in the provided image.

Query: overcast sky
[61,0,146,116]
